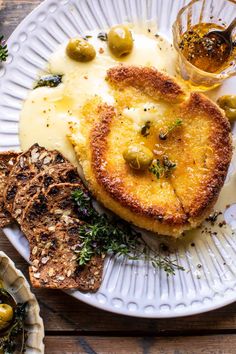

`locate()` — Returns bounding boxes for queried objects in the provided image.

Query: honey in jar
[179,23,235,73]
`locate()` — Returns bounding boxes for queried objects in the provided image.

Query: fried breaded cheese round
[69,65,232,237]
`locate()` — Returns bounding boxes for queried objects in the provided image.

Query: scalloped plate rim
[1,0,236,318]
[0,251,45,352]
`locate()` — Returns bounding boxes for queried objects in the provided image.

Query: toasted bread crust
[107,65,185,103]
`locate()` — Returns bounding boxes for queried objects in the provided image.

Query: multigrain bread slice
[21,182,85,242]
[4,144,66,214]
[12,163,80,224]
[29,219,103,291]
[0,144,104,291]
[0,151,19,228]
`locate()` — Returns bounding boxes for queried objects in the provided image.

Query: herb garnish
[97,32,108,41]
[149,159,164,179]
[159,118,182,140]
[149,156,176,179]
[72,189,97,221]
[34,74,63,89]
[0,36,8,62]
[141,121,151,137]
[83,35,93,40]
[162,156,176,177]
[0,302,26,354]
[76,214,140,266]
[72,189,184,275]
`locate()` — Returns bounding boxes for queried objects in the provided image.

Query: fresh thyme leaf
[0,303,26,354]
[72,189,97,221]
[149,159,164,179]
[83,35,93,40]
[141,121,151,137]
[162,155,176,177]
[149,156,176,179]
[77,214,140,265]
[159,118,182,140]
[72,188,185,275]
[0,36,8,62]
[97,32,108,41]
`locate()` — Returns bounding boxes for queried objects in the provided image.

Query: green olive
[123,144,153,170]
[0,304,13,330]
[217,95,236,121]
[108,25,133,58]
[66,38,96,62]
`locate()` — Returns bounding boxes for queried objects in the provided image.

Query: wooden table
[1,1,236,352]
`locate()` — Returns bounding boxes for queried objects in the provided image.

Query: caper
[123,144,153,170]
[217,95,236,121]
[66,38,96,62]
[0,304,13,330]
[108,25,133,58]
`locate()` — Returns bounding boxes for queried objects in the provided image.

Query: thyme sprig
[129,240,185,275]
[97,32,108,41]
[72,189,184,275]
[159,118,182,140]
[149,159,164,179]
[149,156,176,179]
[72,189,97,221]
[0,36,8,62]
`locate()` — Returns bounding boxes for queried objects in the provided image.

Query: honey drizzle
[179,22,235,73]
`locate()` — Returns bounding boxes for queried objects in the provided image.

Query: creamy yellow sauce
[19,26,178,165]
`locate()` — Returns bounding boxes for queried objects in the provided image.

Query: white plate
[1,0,236,318]
[0,251,44,353]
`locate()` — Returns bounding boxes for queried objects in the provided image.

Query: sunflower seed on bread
[12,163,80,224]
[28,217,103,290]
[0,151,19,228]
[21,182,85,242]
[4,144,66,214]
[1,144,104,291]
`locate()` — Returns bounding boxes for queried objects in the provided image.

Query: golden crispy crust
[106,65,185,103]
[91,104,187,227]
[89,93,232,232]
[180,92,232,220]
[71,65,232,237]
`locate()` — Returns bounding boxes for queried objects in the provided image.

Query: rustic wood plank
[1,231,236,333]
[45,335,236,354]
[0,0,43,39]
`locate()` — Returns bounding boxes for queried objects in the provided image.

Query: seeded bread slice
[29,219,82,289]
[28,219,103,290]
[13,163,80,224]
[4,144,66,214]
[21,182,85,242]
[0,151,19,228]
